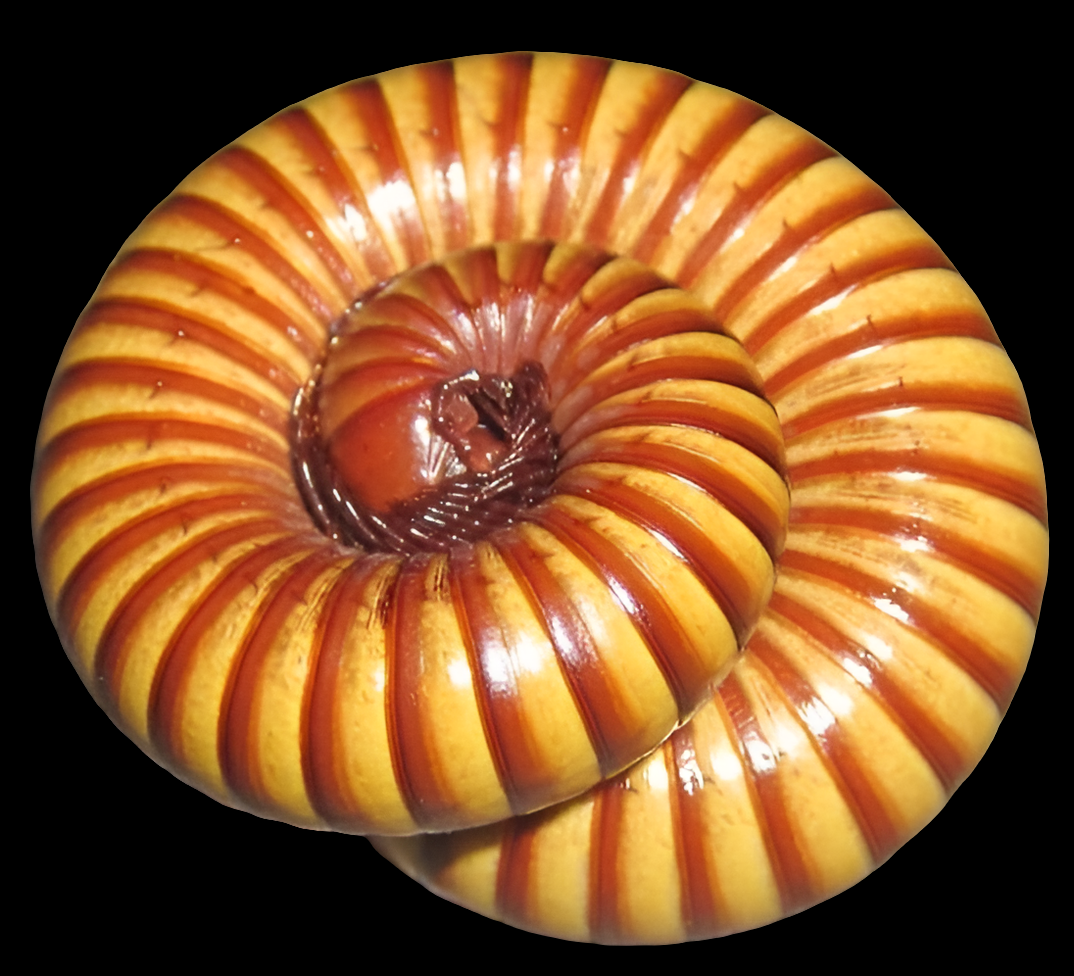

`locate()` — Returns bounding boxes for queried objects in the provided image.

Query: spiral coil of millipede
[32,54,1046,944]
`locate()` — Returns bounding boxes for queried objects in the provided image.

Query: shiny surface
[29,55,1043,944]
[32,60,786,836]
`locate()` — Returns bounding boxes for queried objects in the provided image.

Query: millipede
[31,53,1047,947]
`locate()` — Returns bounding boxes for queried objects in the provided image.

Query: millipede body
[31,54,1046,946]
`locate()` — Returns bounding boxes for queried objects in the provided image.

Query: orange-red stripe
[277,106,397,283]
[112,249,323,359]
[539,57,612,240]
[717,672,815,915]
[749,633,900,862]
[778,545,1021,709]
[344,78,430,267]
[80,297,301,393]
[449,546,549,815]
[219,549,344,809]
[533,505,711,718]
[161,195,337,323]
[496,531,639,778]
[766,589,966,791]
[217,145,357,295]
[584,70,693,247]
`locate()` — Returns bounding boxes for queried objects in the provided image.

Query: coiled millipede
[33,55,1046,944]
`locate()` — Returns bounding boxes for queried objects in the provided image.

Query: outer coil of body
[31,55,1039,944]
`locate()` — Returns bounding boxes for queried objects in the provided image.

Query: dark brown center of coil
[292,352,558,554]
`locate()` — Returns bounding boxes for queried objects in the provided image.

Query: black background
[23,28,1056,963]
